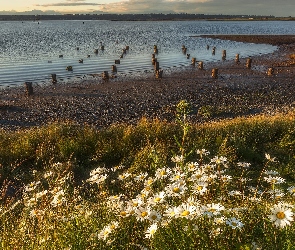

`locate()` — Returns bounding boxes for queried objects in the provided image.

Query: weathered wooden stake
[126,45,129,50]
[211,68,218,79]
[115,59,120,64]
[94,49,98,54]
[222,50,226,60]
[51,74,57,84]
[154,61,160,71]
[207,45,210,50]
[235,54,240,64]
[112,65,117,73]
[66,66,73,71]
[152,54,155,59]
[198,61,204,70]
[155,69,163,79]
[24,82,33,96]
[186,54,190,59]
[101,45,104,50]
[212,47,216,55]
[246,58,252,69]
[152,58,157,65]
[191,57,196,66]
[267,67,274,76]
[102,71,109,80]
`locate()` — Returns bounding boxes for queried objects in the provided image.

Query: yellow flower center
[147,180,153,185]
[170,211,175,216]
[231,222,237,227]
[291,188,295,193]
[208,208,216,212]
[161,171,166,176]
[133,202,138,207]
[173,187,180,193]
[141,211,148,218]
[175,175,180,179]
[154,197,161,202]
[181,210,190,216]
[151,215,157,220]
[120,211,127,217]
[276,212,286,219]
[150,229,156,235]
[197,186,203,191]
[110,224,116,229]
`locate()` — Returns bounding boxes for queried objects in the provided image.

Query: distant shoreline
[0,14,294,22]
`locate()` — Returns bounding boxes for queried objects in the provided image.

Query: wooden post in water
[267,67,274,76]
[212,47,216,55]
[211,68,218,79]
[24,82,33,96]
[198,61,204,70]
[246,58,252,69]
[235,54,240,64]
[152,58,157,65]
[94,49,98,54]
[154,45,158,54]
[207,45,210,50]
[115,59,120,64]
[51,74,57,84]
[126,45,129,50]
[112,65,117,73]
[154,61,160,71]
[102,71,109,80]
[155,69,163,79]
[191,57,196,66]
[222,50,226,60]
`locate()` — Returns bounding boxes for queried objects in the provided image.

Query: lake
[0,20,295,88]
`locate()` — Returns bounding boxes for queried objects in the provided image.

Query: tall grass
[0,102,295,249]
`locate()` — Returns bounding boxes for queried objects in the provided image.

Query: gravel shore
[1,35,295,131]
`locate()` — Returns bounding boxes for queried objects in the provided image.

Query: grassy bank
[1,102,295,249]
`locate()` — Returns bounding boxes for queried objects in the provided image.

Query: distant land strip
[0,14,295,22]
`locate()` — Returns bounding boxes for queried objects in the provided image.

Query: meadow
[0,100,295,249]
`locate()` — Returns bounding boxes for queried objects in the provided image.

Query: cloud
[98,0,294,16]
[36,0,102,7]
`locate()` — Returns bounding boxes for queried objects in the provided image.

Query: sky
[0,0,294,17]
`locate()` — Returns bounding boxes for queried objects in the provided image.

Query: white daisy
[155,167,171,180]
[145,223,158,238]
[269,203,294,228]
[175,203,197,220]
[226,217,244,229]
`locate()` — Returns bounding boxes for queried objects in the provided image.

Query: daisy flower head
[155,167,171,180]
[145,223,158,238]
[226,217,244,229]
[135,206,151,221]
[192,181,208,195]
[165,182,187,197]
[169,171,185,183]
[220,174,232,183]
[263,170,279,176]
[196,149,210,157]
[134,172,148,182]
[237,162,251,169]
[211,156,227,165]
[269,203,294,228]
[98,225,112,241]
[264,176,285,185]
[148,210,162,222]
[175,203,197,220]
[163,206,178,218]
[203,203,225,218]
[171,155,184,163]
[148,191,166,206]
[117,172,131,181]
[186,162,199,172]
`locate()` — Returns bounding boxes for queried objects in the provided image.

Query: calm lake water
[0,20,295,87]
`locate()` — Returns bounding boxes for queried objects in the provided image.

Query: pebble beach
[1,35,295,131]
